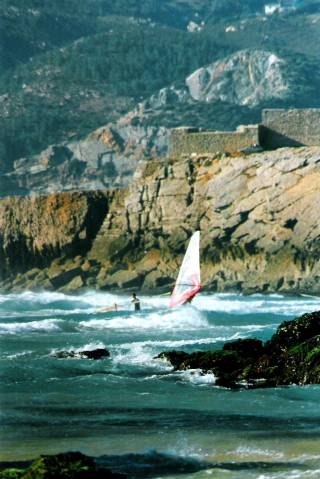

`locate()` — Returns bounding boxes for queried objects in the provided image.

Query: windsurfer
[186,294,195,304]
[99,303,118,312]
[131,293,141,311]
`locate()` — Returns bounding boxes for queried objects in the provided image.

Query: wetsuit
[132,297,141,311]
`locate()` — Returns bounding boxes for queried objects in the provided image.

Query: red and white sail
[169,231,201,308]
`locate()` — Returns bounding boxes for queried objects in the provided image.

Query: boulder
[54,348,110,360]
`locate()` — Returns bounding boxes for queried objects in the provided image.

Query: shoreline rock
[0,452,126,479]
[53,348,110,360]
[157,311,320,388]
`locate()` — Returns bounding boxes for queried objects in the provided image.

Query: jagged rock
[142,270,173,289]
[54,348,110,360]
[186,50,290,106]
[81,260,92,273]
[223,338,264,358]
[59,275,84,292]
[100,269,143,290]
[25,268,41,280]
[49,268,83,289]
[3,117,170,196]
[159,311,320,388]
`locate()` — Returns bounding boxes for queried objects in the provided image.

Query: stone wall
[170,125,260,156]
[170,109,320,156]
[261,109,320,149]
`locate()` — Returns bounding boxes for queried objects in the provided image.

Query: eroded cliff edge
[1,146,320,293]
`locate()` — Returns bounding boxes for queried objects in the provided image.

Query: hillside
[1,43,319,196]
[1,0,320,180]
[0,21,232,172]
[0,0,267,73]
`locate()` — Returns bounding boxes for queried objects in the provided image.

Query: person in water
[99,303,118,312]
[131,293,141,311]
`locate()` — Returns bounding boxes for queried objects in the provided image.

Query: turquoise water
[1,291,320,478]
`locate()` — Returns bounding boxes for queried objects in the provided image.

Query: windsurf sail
[169,231,201,307]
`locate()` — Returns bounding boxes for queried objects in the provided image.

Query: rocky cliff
[1,119,169,196]
[1,146,320,293]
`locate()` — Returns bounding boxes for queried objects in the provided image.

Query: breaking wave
[0,318,64,335]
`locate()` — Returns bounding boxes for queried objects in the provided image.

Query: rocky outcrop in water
[1,146,320,293]
[0,452,125,479]
[54,348,110,360]
[158,311,320,388]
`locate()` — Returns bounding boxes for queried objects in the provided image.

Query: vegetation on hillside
[0,0,320,173]
[0,22,233,170]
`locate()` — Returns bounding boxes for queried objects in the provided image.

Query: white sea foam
[233,446,285,459]
[257,470,320,479]
[0,308,92,320]
[110,336,221,369]
[0,318,63,335]
[79,308,208,331]
[50,341,107,356]
[0,290,69,304]
[112,342,166,369]
[194,294,320,316]
[1,290,319,318]
[115,337,223,349]
[174,369,216,385]
[2,350,33,360]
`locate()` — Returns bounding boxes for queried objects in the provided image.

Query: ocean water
[1,291,320,479]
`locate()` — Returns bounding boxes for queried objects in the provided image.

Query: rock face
[143,49,294,110]
[158,311,320,388]
[1,146,320,293]
[186,50,289,106]
[1,117,170,196]
[0,191,110,281]
[89,146,320,294]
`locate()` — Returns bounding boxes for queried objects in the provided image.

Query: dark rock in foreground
[0,452,125,479]
[54,348,110,360]
[158,311,320,388]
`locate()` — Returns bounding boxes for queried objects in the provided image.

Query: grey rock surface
[186,49,289,106]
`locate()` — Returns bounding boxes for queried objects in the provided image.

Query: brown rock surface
[1,147,320,293]
[0,191,110,282]
[89,146,320,293]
